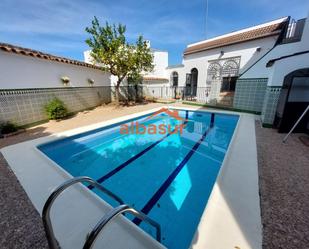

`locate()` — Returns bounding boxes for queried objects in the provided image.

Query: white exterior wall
[84,50,127,86]
[83,50,92,64]
[242,12,309,86]
[178,36,277,87]
[166,66,186,87]
[241,40,309,84]
[142,51,169,87]
[149,51,168,77]
[0,51,111,89]
[268,52,309,85]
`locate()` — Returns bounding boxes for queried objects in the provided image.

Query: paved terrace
[0,102,308,249]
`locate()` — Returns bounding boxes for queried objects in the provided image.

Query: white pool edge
[184,108,262,249]
[1,106,262,249]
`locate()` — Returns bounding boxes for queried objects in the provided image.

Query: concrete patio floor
[0,102,308,249]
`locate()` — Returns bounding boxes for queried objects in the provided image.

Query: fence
[143,86,215,103]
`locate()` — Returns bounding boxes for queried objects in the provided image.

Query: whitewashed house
[141,46,171,99]
[168,17,290,104]
[142,47,169,86]
[144,12,309,129]
[84,42,169,85]
[84,43,170,99]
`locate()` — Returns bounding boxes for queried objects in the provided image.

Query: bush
[45,98,68,120]
[0,121,18,134]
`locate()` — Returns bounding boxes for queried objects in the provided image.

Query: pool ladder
[42,176,161,249]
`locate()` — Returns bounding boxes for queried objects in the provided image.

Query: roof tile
[184,20,287,55]
[0,42,102,70]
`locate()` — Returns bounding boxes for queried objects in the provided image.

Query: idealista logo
[120,108,187,135]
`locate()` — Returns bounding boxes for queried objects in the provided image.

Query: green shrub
[0,121,18,134]
[45,98,68,120]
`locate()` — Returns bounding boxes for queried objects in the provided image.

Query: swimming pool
[38,109,239,249]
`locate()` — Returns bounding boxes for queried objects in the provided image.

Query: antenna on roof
[205,0,209,38]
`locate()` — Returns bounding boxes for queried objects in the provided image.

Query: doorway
[185,68,198,99]
[274,68,309,133]
[191,68,198,96]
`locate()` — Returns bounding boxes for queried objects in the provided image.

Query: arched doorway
[275,68,309,133]
[171,71,178,87]
[171,71,179,99]
[191,68,198,96]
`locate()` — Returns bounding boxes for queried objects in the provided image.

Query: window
[207,62,221,82]
[221,76,238,92]
[172,71,178,87]
[222,60,239,77]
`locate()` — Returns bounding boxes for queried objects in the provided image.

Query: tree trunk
[115,84,120,106]
[114,76,126,106]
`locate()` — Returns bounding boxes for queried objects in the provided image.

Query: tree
[127,71,143,85]
[85,17,154,105]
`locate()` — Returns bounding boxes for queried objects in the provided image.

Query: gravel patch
[0,153,49,249]
[255,121,309,249]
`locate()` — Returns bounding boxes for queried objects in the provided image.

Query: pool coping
[170,106,262,249]
[1,106,262,249]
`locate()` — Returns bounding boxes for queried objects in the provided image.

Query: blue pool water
[39,109,238,249]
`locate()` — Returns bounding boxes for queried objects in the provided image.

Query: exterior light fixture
[88,78,95,86]
[61,76,70,86]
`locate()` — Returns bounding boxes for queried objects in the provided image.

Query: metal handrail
[83,204,161,249]
[42,176,124,249]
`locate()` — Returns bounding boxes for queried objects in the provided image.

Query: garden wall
[0,87,112,126]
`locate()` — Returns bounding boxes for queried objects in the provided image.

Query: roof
[150,48,167,53]
[0,42,102,70]
[143,76,169,81]
[184,17,288,55]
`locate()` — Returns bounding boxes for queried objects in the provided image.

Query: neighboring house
[142,46,169,87]
[84,42,170,99]
[84,42,169,87]
[0,43,112,126]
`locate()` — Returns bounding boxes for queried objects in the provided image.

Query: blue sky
[0,0,308,65]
